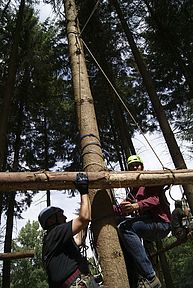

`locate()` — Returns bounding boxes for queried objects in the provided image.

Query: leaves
[164,236,193,287]
[11,221,48,288]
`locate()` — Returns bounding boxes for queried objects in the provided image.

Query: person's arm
[74,228,87,247]
[120,200,139,215]
[72,173,91,238]
[119,186,161,215]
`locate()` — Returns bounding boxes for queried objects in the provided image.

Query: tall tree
[2,99,24,288]
[144,0,193,98]
[0,0,25,222]
[63,0,129,286]
[11,221,48,288]
[111,0,193,214]
[77,0,138,168]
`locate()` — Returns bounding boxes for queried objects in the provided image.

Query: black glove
[75,173,89,195]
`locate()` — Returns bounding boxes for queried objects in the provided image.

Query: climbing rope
[79,0,100,36]
[88,224,103,276]
[73,0,168,170]
[80,37,165,169]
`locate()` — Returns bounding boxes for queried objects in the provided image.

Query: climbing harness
[77,224,103,287]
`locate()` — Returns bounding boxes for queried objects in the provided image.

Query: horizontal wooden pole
[0,251,35,260]
[0,169,193,192]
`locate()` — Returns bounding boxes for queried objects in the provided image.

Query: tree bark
[0,0,25,170]
[0,251,34,260]
[111,0,193,214]
[63,0,129,286]
[0,169,192,191]
[2,99,24,288]
[43,112,51,206]
[78,1,135,170]
[156,240,174,288]
[2,192,16,288]
[0,0,25,222]
[1,0,25,286]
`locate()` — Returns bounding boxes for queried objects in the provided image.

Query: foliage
[164,236,193,287]
[0,0,193,285]
[143,0,193,127]
[11,221,48,288]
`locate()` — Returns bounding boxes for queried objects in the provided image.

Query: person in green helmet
[127,155,144,171]
[117,155,171,288]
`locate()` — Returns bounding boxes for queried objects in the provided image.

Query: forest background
[0,0,193,287]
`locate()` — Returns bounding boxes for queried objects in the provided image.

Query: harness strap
[60,268,80,288]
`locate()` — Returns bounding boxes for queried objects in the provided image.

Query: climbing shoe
[137,275,161,288]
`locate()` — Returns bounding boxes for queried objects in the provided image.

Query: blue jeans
[118,215,171,280]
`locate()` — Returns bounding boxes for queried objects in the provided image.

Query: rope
[79,0,100,36]
[83,162,104,171]
[168,184,176,201]
[81,141,102,152]
[74,0,166,170]
[80,37,165,168]
[65,0,171,171]
[81,150,104,160]
[78,41,82,131]
[80,133,100,142]
[88,225,103,275]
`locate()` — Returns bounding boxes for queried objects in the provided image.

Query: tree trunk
[108,108,125,170]
[156,240,174,288]
[107,87,135,170]
[63,0,129,286]
[2,99,23,288]
[144,0,193,95]
[0,0,25,169]
[111,0,193,214]
[2,193,15,288]
[78,0,135,170]
[0,0,25,222]
[43,112,51,206]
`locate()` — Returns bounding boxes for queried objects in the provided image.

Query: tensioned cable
[70,1,164,168]
[80,37,165,168]
[74,0,164,168]
[79,0,100,36]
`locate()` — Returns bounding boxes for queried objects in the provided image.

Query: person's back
[42,220,85,286]
[171,207,184,230]
[38,173,94,288]
[171,200,188,240]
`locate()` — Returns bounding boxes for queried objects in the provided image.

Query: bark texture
[0,169,192,191]
[63,0,129,286]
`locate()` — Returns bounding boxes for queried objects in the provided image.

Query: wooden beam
[0,251,35,260]
[0,169,192,191]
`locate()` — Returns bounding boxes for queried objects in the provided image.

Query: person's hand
[184,207,190,217]
[120,201,139,215]
[187,230,193,240]
[75,173,89,195]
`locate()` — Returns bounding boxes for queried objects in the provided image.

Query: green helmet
[127,155,144,167]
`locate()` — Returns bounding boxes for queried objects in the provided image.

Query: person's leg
[118,216,170,280]
[120,238,138,287]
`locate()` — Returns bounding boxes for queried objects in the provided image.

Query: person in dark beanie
[38,173,98,288]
